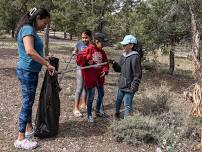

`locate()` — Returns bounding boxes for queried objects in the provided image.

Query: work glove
[108,59,115,64]
[130,85,138,93]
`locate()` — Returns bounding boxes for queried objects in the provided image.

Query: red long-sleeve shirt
[76,44,109,88]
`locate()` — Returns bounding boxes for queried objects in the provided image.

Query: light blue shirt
[75,41,88,53]
[17,25,43,72]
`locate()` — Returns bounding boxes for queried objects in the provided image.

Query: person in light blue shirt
[14,8,55,150]
[72,30,92,117]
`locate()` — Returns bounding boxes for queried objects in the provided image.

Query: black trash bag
[34,57,61,138]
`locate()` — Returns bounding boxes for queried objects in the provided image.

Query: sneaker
[95,111,105,117]
[88,116,94,123]
[25,128,35,139]
[96,111,102,117]
[14,139,38,150]
[114,112,120,120]
[96,110,110,118]
[80,105,87,112]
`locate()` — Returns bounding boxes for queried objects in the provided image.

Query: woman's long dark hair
[15,8,50,39]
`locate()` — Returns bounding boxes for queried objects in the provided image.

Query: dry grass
[109,81,199,152]
[0,33,200,152]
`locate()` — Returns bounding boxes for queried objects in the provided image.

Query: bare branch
[162,3,179,22]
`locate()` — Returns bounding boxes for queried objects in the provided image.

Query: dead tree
[188,6,201,117]
[184,5,202,151]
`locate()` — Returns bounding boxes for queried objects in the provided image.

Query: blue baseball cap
[120,35,137,45]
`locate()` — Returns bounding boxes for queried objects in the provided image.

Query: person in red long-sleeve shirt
[76,32,109,124]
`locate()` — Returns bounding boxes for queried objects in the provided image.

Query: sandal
[73,110,83,117]
[80,105,87,112]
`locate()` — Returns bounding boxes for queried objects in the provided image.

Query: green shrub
[189,117,202,126]
[183,116,202,142]
[162,46,170,55]
[114,43,122,50]
[142,61,157,72]
[109,82,187,151]
[109,113,185,150]
[109,115,159,145]
[157,112,186,150]
[138,82,170,115]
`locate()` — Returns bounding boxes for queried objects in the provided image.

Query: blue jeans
[16,68,39,133]
[86,85,104,117]
[96,85,104,112]
[115,89,135,117]
[86,87,95,117]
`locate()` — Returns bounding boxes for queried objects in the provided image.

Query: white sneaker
[25,128,35,139]
[88,116,94,123]
[14,139,38,150]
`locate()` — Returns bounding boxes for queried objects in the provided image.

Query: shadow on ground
[58,118,110,138]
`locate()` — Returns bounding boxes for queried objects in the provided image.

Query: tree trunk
[64,32,67,39]
[125,9,130,34]
[11,29,15,38]
[190,6,201,84]
[11,24,15,38]
[69,33,73,40]
[6,30,10,35]
[44,24,50,56]
[91,0,94,14]
[188,5,202,120]
[97,5,105,33]
[97,17,104,33]
[169,38,175,75]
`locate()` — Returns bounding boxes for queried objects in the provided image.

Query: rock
[156,147,162,152]
[62,147,67,151]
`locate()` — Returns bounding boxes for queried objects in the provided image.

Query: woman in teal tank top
[14,8,55,150]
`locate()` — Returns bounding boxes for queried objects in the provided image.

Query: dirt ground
[0,36,196,152]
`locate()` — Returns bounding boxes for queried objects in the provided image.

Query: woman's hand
[44,56,50,61]
[130,85,138,93]
[46,62,55,76]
